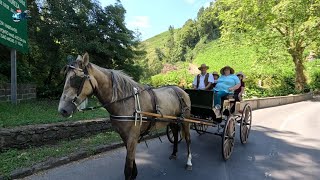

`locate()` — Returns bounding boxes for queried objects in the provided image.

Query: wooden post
[11,49,17,104]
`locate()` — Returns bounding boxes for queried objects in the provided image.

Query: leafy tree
[197,5,220,40]
[216,0,320,91]
[166,25,175,62]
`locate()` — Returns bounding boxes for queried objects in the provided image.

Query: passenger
[234,72,246,101]
[213,66,240,117]
[192,64,214,90]
[212,71,220,88]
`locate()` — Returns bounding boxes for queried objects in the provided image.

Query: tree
[166,25,175,62]
[216,0,320,91]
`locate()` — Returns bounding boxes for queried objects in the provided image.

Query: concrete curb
[0,132,166,180]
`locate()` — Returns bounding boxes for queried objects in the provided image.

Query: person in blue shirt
[213,66,240,117]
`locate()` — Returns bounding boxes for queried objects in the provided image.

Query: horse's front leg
[169,123,179,160]
[182,123,192,170]
[124,137,138,180]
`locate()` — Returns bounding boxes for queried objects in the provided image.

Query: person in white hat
[234,72,246,101]
[192,64,215,90]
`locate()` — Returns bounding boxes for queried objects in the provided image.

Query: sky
[100,0,213,40]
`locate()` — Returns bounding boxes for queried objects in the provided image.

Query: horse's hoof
[185,165,192,171]
[169,155,177,160]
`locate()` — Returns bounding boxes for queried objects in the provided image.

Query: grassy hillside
[142,30,320,97]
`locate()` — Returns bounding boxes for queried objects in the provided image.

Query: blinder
[65,64,95,107]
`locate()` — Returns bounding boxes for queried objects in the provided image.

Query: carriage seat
[222,94,235,102]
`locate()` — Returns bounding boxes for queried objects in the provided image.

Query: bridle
[66,65,96,108]
[65,64,146,111]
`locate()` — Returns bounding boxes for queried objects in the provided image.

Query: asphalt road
[22,98,320,180]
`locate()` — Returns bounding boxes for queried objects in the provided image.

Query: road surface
[22,98,320,180]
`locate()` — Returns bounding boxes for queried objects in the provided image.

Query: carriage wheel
[222,116,236,161]
[194,123,209,135]
[166,125,182,144]
[240,104,252,144]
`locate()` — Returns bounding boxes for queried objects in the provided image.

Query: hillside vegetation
[137,0,320,97]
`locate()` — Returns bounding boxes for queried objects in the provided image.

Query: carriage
[165,89,252,160]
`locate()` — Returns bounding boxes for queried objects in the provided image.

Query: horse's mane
[92,64,142,102]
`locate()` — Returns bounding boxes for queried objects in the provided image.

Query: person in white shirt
[192,64,215,90]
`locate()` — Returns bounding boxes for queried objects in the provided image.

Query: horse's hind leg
[169,123,179,160]
[182,122,192,170]
[124,137,138,180]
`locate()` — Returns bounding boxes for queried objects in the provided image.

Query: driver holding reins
[192,64,215,90]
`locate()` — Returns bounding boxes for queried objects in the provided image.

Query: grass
[0,131,121,178]
[0,98,108,128]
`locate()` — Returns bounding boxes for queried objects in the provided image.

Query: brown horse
[58,53,193,180]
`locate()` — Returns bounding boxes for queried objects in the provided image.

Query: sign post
[0,0,28,104]
[11,49,17,104]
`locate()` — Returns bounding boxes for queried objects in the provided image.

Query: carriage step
[214,132,223,137]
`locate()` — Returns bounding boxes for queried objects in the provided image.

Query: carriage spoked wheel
[194,123,209,135]
[166,125,183,144]
[240,104,252,144]
[222,116,236,161]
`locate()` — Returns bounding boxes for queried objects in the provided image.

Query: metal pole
[11,49,17,104]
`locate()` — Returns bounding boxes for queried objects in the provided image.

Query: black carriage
[166,89,252,160]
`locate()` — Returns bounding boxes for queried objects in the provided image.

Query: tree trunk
[291,49,307,91]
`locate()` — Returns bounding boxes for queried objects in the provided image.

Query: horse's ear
[83,52,89,66]
[76,55,82,61]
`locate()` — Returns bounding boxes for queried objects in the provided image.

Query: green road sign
[0,0,28,53]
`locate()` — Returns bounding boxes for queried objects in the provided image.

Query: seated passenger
[212,71,220,88]
[234,72,246,101]
[192,64,214,90]
[213,66,240,117]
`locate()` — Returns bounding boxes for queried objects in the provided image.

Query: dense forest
[0,0,144,98]
[1,0,320,99]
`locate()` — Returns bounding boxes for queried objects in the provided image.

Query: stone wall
[0,83,36,102]
[241,93,313,110]
[0,118,111,150]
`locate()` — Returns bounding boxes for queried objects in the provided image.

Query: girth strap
[170,86,189,118]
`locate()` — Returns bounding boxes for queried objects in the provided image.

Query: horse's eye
[69,76,83,89]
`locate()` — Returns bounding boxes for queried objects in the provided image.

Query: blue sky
[100,0,213,40]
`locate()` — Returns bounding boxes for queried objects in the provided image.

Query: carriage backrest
[184,89,214,109]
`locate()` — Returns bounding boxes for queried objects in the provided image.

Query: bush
[151,70,194,88]
[310,69,320,90]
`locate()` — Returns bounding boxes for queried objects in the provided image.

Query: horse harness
[66,64,189,139]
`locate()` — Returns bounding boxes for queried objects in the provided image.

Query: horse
[58,53,193,180]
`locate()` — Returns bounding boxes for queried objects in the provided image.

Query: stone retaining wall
[0,83,36,102]
[0,118,111,150]
[242,93,313,110]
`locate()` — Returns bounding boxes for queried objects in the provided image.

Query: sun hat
[212,71,220,77]
[198,64,209,70]
[236,71,246,79]
[220,66,235,75]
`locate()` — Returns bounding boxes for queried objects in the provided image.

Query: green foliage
[215,0,320,90]
[0,0,144,98]
[307,60,320,90]
[151,68,194,88]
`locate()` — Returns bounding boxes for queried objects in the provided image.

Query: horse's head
[58,53,97,117]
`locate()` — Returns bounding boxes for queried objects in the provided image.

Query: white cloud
[127,16,151,29]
